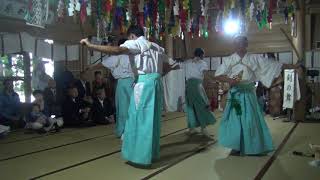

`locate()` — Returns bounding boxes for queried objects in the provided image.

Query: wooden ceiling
[0,0,315,55]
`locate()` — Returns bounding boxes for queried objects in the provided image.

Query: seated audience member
[32,90,49,116]
[91,88,115,124]
[25,103,63,133]
[74,71,93,106]
[54,64,75,105]
[62,86,93,127]
[92,71,107,98]
[0,79,24,128]
[43,79,61,117]
[0,124,10,137]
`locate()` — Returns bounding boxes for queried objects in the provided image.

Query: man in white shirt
[214,35,299,156]
[88,39,134,138]
[81,25,169,166]
[183,48,216,137]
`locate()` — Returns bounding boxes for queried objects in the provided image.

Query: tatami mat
[1,112,317,180]
[263,123,320,180]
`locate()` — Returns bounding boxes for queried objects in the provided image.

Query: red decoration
[268,0,275,23]
[80,2,87,24]
[217,0,224,11]
[166,0,171,8]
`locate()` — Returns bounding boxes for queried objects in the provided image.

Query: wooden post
[23,51,31,103]
[293,0,306,122]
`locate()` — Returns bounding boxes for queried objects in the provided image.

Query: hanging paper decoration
[25,0,49,28]
[68,0,76,16]
[249,1,254,21]
[217,0,224,11]
[239,0,246,33]
[268,0,275,29]
[79,0,87,24]
[50,0,305,41]
[104,0,114,32]
[255,0,268,30]
[57,0,65,21]
[284,6,288,24]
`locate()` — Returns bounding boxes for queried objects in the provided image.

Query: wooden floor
[0,112,319,180]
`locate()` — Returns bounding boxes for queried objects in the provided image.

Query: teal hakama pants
[121,73,162,165]
[186,78,216,129]
[218,83,274,155]
[115,77,134,137]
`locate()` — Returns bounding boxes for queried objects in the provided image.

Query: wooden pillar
[305,14,312,51]
[293,0,306,122]
[292,0,305,62]
[23,51,31,103]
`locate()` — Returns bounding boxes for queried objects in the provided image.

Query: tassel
[249,2,254,21]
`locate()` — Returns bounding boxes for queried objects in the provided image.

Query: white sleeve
[101,56,119,70]
[256,55,283,88]
[215,57,230,76]
[120,40,141,54]
[200,60,209,72]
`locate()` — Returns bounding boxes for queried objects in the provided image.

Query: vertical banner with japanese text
[283,69,299,109]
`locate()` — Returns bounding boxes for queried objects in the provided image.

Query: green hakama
[121,73,162,165]
[185,78,216,128]
[218,83,274,155]
[115,77,134,137]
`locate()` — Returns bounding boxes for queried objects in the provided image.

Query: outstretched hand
[229,76,241,86]
[80,38,90,46]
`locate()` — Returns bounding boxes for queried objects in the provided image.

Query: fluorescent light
[223,19,240,35]
[44,39,54,44]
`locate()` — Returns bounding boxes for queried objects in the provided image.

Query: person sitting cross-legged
[91,87,115,125]
[62,86,94,127]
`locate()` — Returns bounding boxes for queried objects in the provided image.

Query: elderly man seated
[0,79,24,129]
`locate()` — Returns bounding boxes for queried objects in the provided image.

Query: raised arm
[282,63,300,70]
[80,38,129,55]
[86,63,105,71]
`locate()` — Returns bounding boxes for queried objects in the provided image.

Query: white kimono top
[102,55,134,79]
[183,58,209,80]
[215,53,283,88]
[120,36,165,75]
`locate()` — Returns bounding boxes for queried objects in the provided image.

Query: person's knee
[31,122,44,130]
[56,117,64,127]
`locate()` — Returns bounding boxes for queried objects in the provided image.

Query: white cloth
[120,36,165,75]
[162,69,186,112]
[183,58,209,80]
[0,125,10,135]
[102,55,134,79]
[215,53,283,88]
[99,99,104,107]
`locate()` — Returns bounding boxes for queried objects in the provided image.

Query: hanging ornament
[79,0,87,24]
[87,0,92,16]
[284,6,288,24]
[215,10,223,32]
[249,2,254,21]
[268,0,275,29]
[291,13,295,36]
[173,0,179,16]
[96,0,102,19]
[57,0,65,21]
[68,0,76,16]
[187,17,192,34]
[217,0,224,11]
[25,0,49,28]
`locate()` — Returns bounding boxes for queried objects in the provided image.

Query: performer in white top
[182,48,216,137]
[215,35,299,156]
[81,25,177,166]
[89,39,135,138]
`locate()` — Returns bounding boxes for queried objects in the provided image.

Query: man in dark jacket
[91,87,115,124]
[62,86,93,127]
